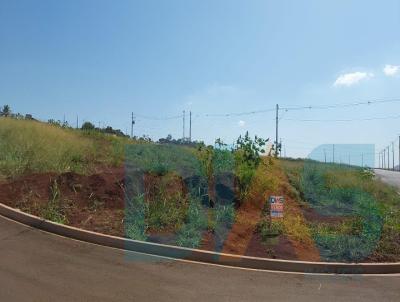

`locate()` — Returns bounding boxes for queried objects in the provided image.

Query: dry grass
[272,160,314,245]
[0,118,131,177]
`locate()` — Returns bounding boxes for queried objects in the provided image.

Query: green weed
[125,194,148,241]
[41,180,67,224]
[176,198,208,248]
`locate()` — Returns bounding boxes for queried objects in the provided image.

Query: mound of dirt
[0,167,125,211]
[0,168,126,236]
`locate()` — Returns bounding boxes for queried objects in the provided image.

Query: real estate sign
[269,196,284,218]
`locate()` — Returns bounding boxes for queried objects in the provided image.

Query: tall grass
[282,160,400,261]
[0,118,131,177]
[0,118,94,176]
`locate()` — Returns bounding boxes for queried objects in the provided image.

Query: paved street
[0,215,399,301]
[374,169,400,190]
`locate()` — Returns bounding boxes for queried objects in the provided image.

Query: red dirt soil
[245,233,298,260]
[0,162,320,261]
[203,163,322,262]
[0,167,126,236]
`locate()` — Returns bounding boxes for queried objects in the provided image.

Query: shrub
[81,121,95,131]
[176,198,207,248]
[234,132,268,201]
[257,219,284,240]
[125,194,148,241]
[146,174,188,231]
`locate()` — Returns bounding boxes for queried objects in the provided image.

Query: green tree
[214,138,227,149]
[234,131,268,201]
[81,121,95,130]
[1,105,11,117]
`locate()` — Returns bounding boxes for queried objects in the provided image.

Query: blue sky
[1,0,400,162]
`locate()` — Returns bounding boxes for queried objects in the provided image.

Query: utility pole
[189,111,192,142]
[384,149,386,169]
[324,149,327,163]
[76,115,79,129]
[275,104,279,157]
[182,110,185,140]
[392,142,395,171]
[387,146,390,170]
[378,152,381,169]
[383,150,386,169]
[279,139,282,158]
[131,113,135,139]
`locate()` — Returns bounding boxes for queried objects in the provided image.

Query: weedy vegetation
[283,159,400,262]
[0,118,134,178]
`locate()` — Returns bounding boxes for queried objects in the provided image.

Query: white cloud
[333,72,374,87]
[383,64,399,76]
[238,120,246,127]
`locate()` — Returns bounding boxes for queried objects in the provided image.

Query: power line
[283,114,400,122]
[280,98,400,111]
[199,108,276,117]
[134,114,183,120]
[130,97,400,121]
[197,97,400,118]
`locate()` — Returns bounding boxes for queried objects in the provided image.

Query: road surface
[0,215,399,301]
[374,169,400,190]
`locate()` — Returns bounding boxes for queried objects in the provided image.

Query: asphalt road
[1,216,400,301]
[374,169,400,190]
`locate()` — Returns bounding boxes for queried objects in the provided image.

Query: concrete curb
[1,202,399,274]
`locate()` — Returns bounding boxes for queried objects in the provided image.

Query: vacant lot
[1,118,399,262]
[283,159,400,262]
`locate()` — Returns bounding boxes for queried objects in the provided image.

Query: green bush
[125,194,148,241]
[234,132,268,201]
[258,219,284,240]
[176,198,207,248]
[215,204,235,228]
[146,189,187,231]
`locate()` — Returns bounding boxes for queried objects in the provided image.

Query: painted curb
[1,202,399,274]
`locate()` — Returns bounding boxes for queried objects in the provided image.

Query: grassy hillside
[2,118,399,262]
[282,159,400,262]
[0,118,132,178]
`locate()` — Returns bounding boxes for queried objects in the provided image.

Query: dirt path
[220,160,321,261]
